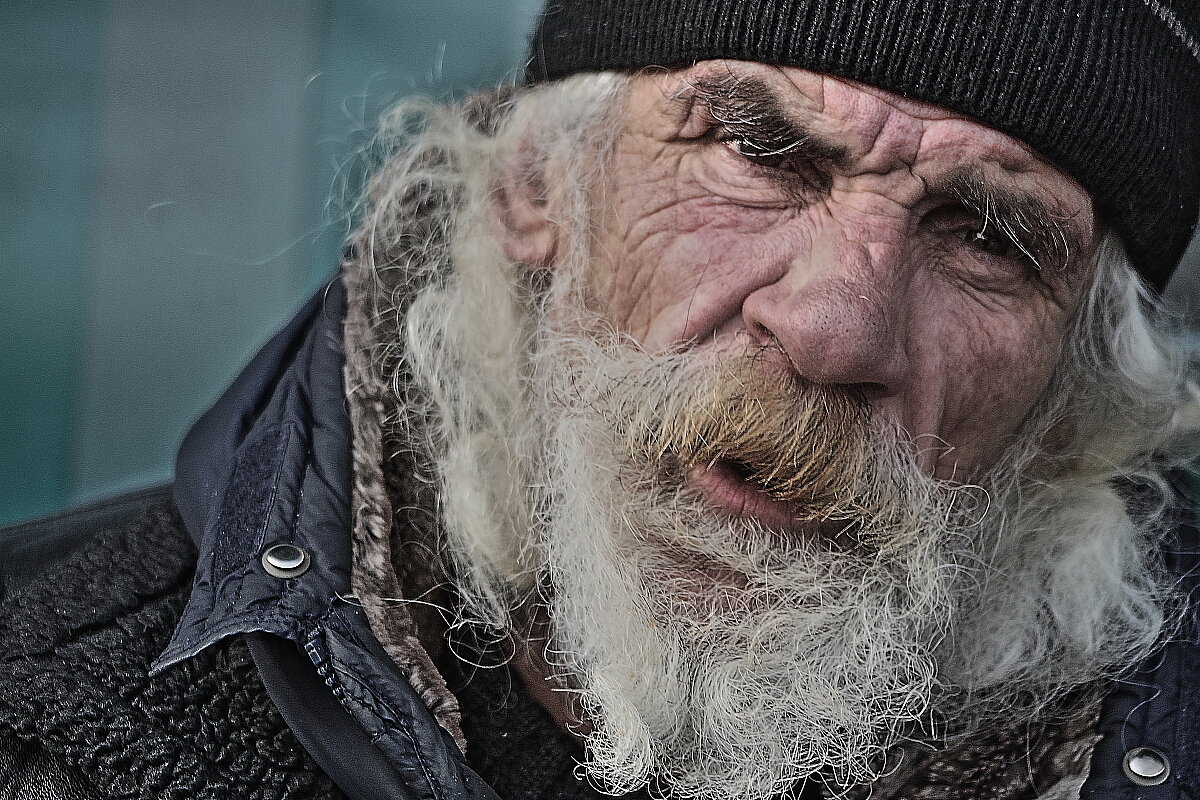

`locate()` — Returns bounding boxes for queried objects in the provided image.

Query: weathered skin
[495,61,1104,734]
[502,60,1099,489]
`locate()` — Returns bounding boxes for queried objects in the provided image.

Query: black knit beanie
[527,0,1200,289]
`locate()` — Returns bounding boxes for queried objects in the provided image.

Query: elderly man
[3,2,1200,799]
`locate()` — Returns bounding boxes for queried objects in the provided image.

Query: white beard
[368,82,1178,799]
[524,324,970,797]
[413,259,1172,800]
[407,252,1173,800]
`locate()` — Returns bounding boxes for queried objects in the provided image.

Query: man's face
[398,61,1162,799]
[587,62,1098,483]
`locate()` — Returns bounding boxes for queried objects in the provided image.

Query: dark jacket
[2,278,1200,800]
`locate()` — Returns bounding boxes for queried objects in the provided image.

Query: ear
[492,148,559,270]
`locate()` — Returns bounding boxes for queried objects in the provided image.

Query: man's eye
[958,222,1024,261]
[927,206,1038,269]
[719,135,796,171]
[724,136,760,158]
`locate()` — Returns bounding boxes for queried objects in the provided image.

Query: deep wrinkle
[688,76,848,204]
[689,75,853,169]
[673,73,1084,282]
[590,64,1099,473]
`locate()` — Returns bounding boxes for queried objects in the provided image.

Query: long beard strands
[361,76,1193,800]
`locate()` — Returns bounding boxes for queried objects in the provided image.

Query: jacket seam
[308,613,449,800]
[278,438,314,618]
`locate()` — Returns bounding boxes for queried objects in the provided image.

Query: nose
[741,237,911,398]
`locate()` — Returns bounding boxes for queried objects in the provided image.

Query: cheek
[929,293,1069,463]
[598,194,804,348]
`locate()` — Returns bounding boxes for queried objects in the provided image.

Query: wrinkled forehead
[624,60,1097,249]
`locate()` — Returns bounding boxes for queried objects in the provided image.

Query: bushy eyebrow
[935,167,1083,274]
[685,76,853,170]
[679,76,1087,274]
[675,73,1092,277]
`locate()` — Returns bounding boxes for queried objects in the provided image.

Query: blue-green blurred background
[1,0,541,524]
[2,1,1199,525]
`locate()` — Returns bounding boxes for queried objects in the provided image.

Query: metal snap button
[261,543,310,578]
[1123,746,1170,786]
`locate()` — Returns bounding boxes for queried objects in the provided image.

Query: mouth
[688,458,822,534]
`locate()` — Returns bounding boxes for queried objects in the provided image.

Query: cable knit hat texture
[527,0,1200,288]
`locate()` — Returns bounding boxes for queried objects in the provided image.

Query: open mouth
[688,458,817,533]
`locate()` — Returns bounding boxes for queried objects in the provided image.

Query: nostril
[742,281,909,397]
[724,458,754,481]
[743,314,777,349]
[856,382,893,401]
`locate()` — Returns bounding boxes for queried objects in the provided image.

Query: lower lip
[688,460,814,532]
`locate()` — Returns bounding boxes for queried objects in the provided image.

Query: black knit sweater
[0,499,347,800]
